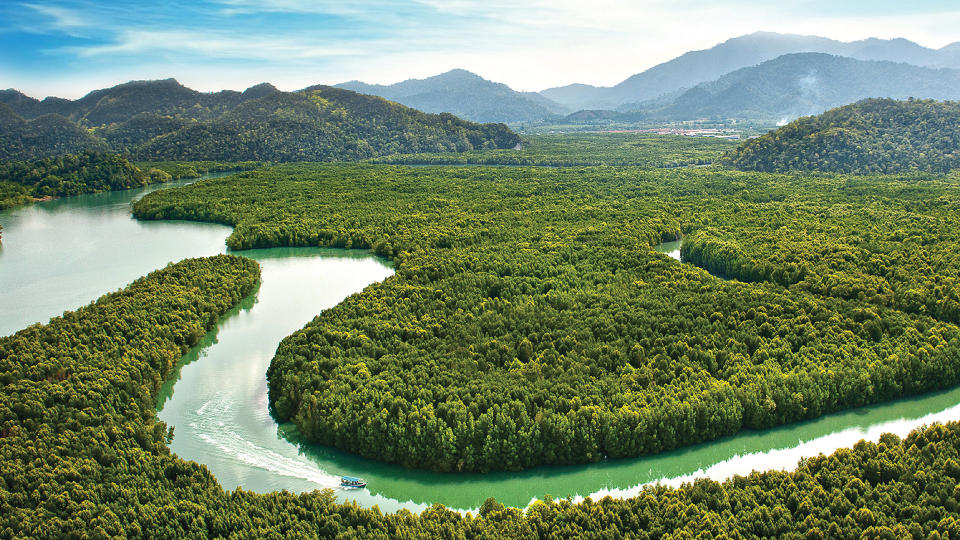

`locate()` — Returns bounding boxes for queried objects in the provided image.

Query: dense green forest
[136,160,262,180]
[724,98,960,173]
[0,152,161,214]
[5,254,960,537]
[133,163,960,473]
[680,175,960,323]
[0,181,32,211]
[0,155,258,239]
[0,80,520,161]
[0,103,107,161]
[370,133,736,167]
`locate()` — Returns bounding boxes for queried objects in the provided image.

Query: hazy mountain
[541,32,960,110]
[0,82,520,161]
[723,98,960,174]
[631,53,960,123]
[336,69,568,123]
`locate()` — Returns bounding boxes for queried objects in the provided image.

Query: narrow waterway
[4,180,960,514]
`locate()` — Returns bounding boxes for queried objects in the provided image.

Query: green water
[0,174,233,337]
[4,181,960,514]
[653,238,682,261]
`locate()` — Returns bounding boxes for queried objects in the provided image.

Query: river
[3,176,960,514]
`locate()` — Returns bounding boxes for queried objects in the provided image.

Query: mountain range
[541,31,960,111]
[0,80,520,161]
[6,30,960,148]
[629,53,960,122]
[320,32,960,125]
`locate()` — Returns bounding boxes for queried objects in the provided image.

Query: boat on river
[340,476,367,488]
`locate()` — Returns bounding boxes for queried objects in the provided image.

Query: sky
[3,0,960,99]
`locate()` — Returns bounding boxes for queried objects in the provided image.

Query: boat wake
[190,397,343,489]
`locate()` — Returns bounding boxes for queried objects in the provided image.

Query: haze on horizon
[3,0,960,99]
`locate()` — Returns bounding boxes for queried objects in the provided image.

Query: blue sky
[3,0,960,98]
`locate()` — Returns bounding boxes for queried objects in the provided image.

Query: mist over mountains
[541,31,960,111]
[333,31,960,125]
[7,31,960,137]
[628,53,960,122]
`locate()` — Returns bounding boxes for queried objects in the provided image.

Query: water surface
[0,175,233,336]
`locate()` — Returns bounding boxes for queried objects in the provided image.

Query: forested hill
[0,78,273,123]
[0,103,107,161]
[0,80,521,161]
[723,98,960,173]
[0,152,174,213]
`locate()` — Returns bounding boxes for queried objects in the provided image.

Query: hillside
[0,81,521,161]
[134,87,520,161]
[0,104,107,160]
[336,69,567,123]
[0,151,156,197]
[723,98,960,173]
[0,152,170,215]
[541,31,960,110]
[0,78,262,124]
[629,54,960,122]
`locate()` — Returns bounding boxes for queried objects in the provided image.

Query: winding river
[4,176,960,513]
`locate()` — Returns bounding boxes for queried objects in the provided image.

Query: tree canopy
[135,163,960,473]
[724,98,960,173]
[3,252,960,537]
[0,81,521,162]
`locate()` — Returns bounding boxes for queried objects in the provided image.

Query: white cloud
[13,0,960,97]
[213,0,400,16]
[65,29,374,61]
[21,2,93,37]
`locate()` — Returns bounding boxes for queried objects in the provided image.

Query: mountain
[335,69,567,123]
[0,104,107,160]
[541,32,960,110]
[630,53,960,123]
[0,81,521,161]
[722,98,960,174]
[0,79,279,125]
[134,86,520,161]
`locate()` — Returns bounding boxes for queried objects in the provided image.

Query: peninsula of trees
[134,163,960,473]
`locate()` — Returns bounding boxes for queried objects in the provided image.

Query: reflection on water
[0,174,235,337]
[653,239,682,261]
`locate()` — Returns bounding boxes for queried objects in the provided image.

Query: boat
[340,476,367,488]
